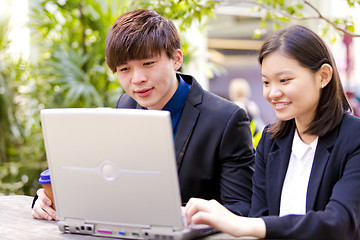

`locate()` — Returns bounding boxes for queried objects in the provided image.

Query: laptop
[40,108,216,239]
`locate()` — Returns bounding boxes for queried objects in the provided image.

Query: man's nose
[131,69,147,84]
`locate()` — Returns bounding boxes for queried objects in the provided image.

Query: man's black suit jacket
[115,73,254,216]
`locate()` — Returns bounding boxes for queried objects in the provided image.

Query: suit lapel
[306,126,338,211]
[174,74,202,170]
[267,126,295,215]
[135,103,143,109]
[174,103,199,169]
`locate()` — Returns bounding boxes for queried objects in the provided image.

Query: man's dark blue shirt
[162,75,190,139]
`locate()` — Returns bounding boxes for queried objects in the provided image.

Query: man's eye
[119,67,129,72]
[144,61,154,66]
[280,79,290,83]
[263,81,269,86]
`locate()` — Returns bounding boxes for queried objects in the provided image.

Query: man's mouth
[135,88,153,98]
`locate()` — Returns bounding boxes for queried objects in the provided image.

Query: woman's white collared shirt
[279,130,318,217]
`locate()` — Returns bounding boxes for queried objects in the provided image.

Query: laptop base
[59,219,217,240]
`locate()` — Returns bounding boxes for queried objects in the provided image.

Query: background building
[206,0,360,124]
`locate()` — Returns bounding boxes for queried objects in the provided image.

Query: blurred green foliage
[0,0,217,196]
[0,12,47,195]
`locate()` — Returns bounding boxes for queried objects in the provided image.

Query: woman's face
[261,52,323,130]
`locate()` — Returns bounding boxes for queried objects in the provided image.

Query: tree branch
[303,0,360,37]
[235,0,360,37]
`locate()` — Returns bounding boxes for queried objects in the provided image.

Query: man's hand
[31,188,58,221]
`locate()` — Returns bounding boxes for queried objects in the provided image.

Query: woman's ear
[318,63,333,89]
[173,49,183,71]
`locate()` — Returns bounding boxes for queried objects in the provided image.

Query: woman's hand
[184,198,266,238]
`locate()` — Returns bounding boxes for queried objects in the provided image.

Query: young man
[32,8,254,221]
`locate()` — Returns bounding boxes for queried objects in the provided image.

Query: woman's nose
[268,86,283,100]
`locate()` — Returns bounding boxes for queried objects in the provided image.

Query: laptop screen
[41,108,183,230]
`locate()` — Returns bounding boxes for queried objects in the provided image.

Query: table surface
[0,195,254,240]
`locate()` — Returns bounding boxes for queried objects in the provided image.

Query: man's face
[116,50,183,110]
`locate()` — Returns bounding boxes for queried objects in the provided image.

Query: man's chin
[133,97,163,110]
[137,100,153,109]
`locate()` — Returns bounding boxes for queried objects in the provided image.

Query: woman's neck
[296,129,318,145]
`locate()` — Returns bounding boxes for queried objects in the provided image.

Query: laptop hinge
[142,225,183,240]
[149,225,175,233]
[58,218,95,235]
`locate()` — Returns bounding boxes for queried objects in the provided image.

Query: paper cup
[38,169,55,210]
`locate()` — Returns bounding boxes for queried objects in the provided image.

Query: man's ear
[317,63,333,88]
[173,49,183,71]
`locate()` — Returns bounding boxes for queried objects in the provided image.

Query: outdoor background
[1,0,360,196]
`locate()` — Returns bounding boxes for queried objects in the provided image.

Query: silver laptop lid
[41,108,183,230]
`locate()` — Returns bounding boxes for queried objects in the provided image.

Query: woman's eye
[280,79,290,83]
[263,81,269,86]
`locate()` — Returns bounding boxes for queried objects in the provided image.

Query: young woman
[185,25,360,239]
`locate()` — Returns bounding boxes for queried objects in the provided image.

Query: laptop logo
[60,160,162,181]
